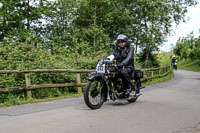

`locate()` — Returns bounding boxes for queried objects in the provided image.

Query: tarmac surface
[0,70,200,133]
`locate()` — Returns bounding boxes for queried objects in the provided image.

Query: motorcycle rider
[171,56,178,70]
[107,34,134,96]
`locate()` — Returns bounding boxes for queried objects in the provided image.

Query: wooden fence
[0,66,171,98]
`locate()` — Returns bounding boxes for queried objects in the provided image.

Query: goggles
[117,39,126,43]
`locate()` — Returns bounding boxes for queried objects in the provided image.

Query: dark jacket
[113,44,134,68]
[171,58,177,64]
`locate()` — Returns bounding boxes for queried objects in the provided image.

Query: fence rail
[0,66,171,98]
[0,69,94,74]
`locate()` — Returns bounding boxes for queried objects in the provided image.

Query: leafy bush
[174,33,200,61]
[0,40,113,103]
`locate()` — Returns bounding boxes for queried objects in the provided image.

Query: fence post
[151,70,154,81]
[25,73,32,99]
[76,73,82,93]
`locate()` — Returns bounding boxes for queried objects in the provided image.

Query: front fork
[107,81,118,101]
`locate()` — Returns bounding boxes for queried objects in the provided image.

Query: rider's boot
[125,88,132,96]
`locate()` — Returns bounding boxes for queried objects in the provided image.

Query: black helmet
[117,34,128,43]
[116,34,129,47]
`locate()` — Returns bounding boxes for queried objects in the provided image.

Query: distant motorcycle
[84,59,143,109]
[172,61,177,70]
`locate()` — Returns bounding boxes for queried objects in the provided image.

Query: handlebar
[103,59,113,64]
[99,59,121,71]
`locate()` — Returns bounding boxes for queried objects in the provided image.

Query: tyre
[175,65,177,70]
[135,79,141,94]
[127,79,141,102]
[84,80,105,109]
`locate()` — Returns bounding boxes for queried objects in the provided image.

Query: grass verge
[142,69,174,86]
[0,93,82,108]
[178,59,200,72]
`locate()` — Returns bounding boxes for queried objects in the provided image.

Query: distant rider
[171,56,178,70]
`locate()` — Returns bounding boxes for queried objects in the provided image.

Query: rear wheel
[84,80,105,109]
[135,79,141,94]
[127,79,141,102]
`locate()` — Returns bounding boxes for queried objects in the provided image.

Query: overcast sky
[160,2,200,52]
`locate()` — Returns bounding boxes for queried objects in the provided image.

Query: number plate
[96,63,105,73]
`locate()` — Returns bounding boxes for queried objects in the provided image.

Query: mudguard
[134,68,143,78]
[131,68,143,79]
[88,73,102,81]
[88,73,108,101]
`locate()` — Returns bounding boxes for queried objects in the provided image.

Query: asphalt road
[0,70,200,133]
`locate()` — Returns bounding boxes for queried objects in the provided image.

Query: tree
[0,0,51,42]
[133,0,197,67]
[174,31,200,61]
[73,0,113,51]
[43,0,76,54]
[1,0,197,67]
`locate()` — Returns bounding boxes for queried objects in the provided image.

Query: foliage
[0,0,51,41]
[1,0,197,55]
[138,47,160,68]
[157,52,173,66]
[173,32,200,72]
[0,0,198,104]
[0,41,108,103]
[174,32,200,61]
[0,92,82,107]
[143,68,174,86]
[177,59,200,72]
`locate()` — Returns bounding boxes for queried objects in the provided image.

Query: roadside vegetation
[143,69,174,87]
[0,50,174,107]
[157,52,173,66]
[142,52,174,87]
[173,32,200,72]
[177,59,200,72]
[0,93,82,107]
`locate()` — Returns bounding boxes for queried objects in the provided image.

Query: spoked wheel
[127,79,141,103]
[84,80,105,109]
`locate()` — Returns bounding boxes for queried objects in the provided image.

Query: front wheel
[84,80,105,109]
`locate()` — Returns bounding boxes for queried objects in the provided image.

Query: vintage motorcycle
[84,59,143,109]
